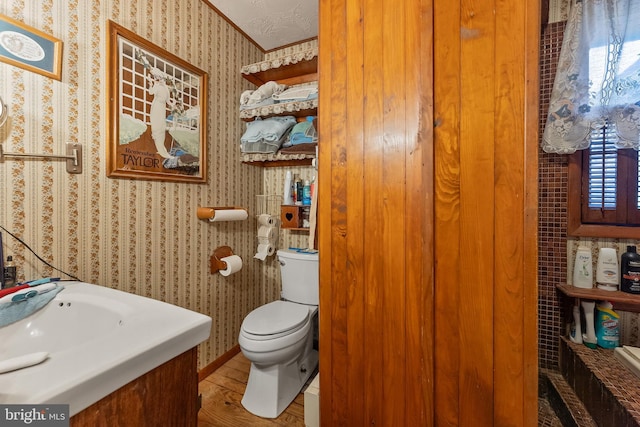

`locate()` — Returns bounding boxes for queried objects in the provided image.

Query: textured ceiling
[208,0,318,52]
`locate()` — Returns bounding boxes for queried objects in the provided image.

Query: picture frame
[0,14,63,80]
[106,20,208,183]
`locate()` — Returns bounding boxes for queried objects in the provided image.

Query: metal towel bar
[0,143,83,174]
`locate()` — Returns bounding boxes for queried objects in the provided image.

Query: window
[562,1,640,238]
[568,124,640,238]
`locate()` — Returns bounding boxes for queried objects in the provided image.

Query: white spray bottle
[283,170,293,205]
[581,300,597,348]
[570,301,583,344]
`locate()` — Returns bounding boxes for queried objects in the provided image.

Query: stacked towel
[240,81,287,110]
[0,284,64,327]
[239,81,318,111]
[283,116,318,147]
[272,82,318,103]
[241,116,297,153]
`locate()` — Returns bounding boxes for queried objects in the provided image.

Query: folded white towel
[240,81,287,108]
[272,83,318,102]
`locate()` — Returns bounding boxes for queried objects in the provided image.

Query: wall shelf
[241,52,318,87]
[240,99,317,121]
[557,284,640,312]
[281,204,311,229]
[239,49,318,167]
[241,152,314,167]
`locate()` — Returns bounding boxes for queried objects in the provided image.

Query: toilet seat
[241,301,310,341]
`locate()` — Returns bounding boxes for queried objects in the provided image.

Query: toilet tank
[278,249,319,305]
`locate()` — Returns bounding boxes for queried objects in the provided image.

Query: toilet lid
[242,300,309,336]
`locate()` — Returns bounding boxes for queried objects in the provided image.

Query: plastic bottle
[0,232,4,289]
[3,256,16,288]
[302,180,311,206]
[596,247,619,291]
[581,300,598,349]
[572,246,593,288]
[621,245,640,294]
[570,302,583,344]
[595,301,619,349]
[310,176,315,199]
[295,177,303,206]
[283,170,293,205]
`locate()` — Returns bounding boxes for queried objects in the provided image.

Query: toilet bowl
[239,300,313,365]
[239,301,318,418]
[238,249,319,419]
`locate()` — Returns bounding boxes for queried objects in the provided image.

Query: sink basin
[0,281,211,415]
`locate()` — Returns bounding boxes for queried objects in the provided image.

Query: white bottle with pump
[596,247,619,291]
[573,246,593,288]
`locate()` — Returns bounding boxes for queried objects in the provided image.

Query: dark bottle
[621,246,640,294]
[3,255,16,288]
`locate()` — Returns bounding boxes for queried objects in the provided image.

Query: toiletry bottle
[292,174,300,204]
[302,206,311,228]
[302,180,311,206]
[295,177,303,206]
[283,170,293,205]
[595,301,619,349]
[572,246,593,288]
[596,247,619,291]
[0,232,4,289]
[581,300,598,349]
[3,256,16,288]
[570,302,583,344]
[621,245,640,294]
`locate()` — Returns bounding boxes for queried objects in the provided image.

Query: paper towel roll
[211,209,248,222]
[219,255,242,276]
[198,207,248,222]
[254,243,275,261]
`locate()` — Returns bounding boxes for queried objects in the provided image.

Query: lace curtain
[542,0,640,154]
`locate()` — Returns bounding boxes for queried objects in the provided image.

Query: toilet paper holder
[210,246,234,274]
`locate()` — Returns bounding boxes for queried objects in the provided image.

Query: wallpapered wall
[0,0,314,369]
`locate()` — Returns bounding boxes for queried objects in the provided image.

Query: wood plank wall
[432,0,540,425]
[318,0,539,425]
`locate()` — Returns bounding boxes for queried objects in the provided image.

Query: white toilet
[238,249,319,418]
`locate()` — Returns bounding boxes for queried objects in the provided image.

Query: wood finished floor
[198,352,306,426]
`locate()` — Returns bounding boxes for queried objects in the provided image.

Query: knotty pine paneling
[320,0,538,425]
[318,0,433,425]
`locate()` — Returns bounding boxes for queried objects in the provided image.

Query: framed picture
[106,20,208,183]
[0,14,63,80]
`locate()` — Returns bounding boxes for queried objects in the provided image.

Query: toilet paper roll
[258,225,276,240]
[219,255,243,276]
[257,214,279,227]
[254,243,275,261]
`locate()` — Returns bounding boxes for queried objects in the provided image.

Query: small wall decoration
[106,20,208,183]
[0,14,63,80]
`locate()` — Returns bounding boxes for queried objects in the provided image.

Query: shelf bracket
[0,143,83,174]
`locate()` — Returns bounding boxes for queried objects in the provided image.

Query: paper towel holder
[210,246,234,274]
